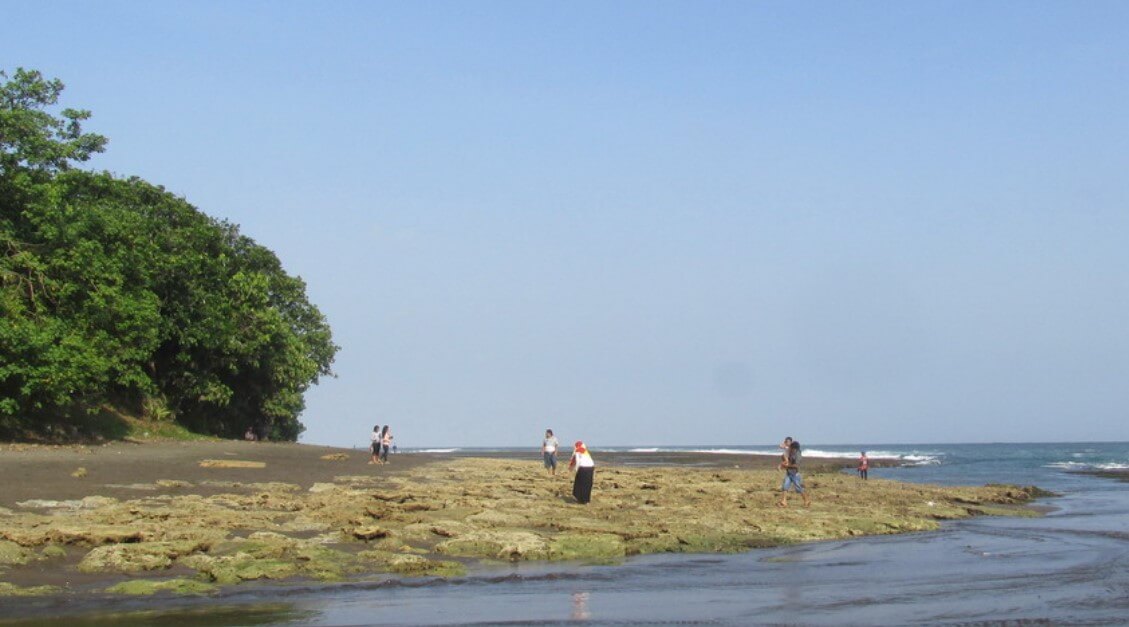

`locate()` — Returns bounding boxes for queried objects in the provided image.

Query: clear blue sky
[5,1,1128,448]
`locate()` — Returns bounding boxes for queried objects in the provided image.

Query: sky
[4,1,1128,448]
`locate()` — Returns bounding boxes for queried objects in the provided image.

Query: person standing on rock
[380,425,394,464]
[541,429,560,476]
[858,451,869,480]
[369,425,382,464]
[569,441,596,504]
[777,440,810,507]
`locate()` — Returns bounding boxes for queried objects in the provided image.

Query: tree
[1,68,337,440]
[0,68,107,176]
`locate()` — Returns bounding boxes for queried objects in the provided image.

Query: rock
[435,529,550,561]
[352,525,390,540]
[0,540,33,566]
[198,460,266,469]
[78,540,210,573]
[0,582,61,597]
[549,533,626,562]
[386,553,466,577]
[40,545,67,559]
[15,499,83,509]
[105,578,217,595]
[183,552,300,584]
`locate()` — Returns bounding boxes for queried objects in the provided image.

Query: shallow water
[4,443,1127,626]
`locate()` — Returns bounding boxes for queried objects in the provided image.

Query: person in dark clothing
[569,441,595,504]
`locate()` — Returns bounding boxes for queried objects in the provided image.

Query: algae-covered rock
[40,544,67,559]
[183,534,361,583]
[0,540,34,565]
[15,499,84,509]
[247,482,302,493]
[3,523,147,547]
[352,525,391,540]
[78,540,210,573]
[80,496,118,508]
[672,532,769,553]
[435,529,549,561]
[549,533,626,562]
[182,552,300,584]
[467,509,528,527]
[0,582,61,597]
[105,578,217,595]
[0,453,1048,596]
[357,550,466,577]
[198,460,265,469]
[387,553,466,577]
[294,545,365,581]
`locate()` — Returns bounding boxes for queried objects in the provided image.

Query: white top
[572,451,595,468]
[371,431,380,442]
[543,436,559,453]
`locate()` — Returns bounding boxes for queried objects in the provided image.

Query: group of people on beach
[368,424,395,465]
[362,423,862,506]
[541,428,595,504]
[541,430,837,508]
[776,438,870,506]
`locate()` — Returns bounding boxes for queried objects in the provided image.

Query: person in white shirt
[380,426,393,464]
[369,425,382,465]
[541,429,560,475]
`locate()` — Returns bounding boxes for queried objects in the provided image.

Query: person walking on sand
[858,451,869,480]
[380,425,393,464]
[569,441,596,504]
[369,425,382,464]
[778,440,811,507]
[541,429,560,476]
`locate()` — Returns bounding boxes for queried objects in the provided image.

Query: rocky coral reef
[0,458,1044,597]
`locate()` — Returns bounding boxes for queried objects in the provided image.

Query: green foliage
[0,68,108,175]
[0,68,337,440]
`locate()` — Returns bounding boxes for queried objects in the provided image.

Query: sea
[6,442,1128,626]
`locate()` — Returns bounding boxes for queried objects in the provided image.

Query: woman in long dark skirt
[569,441,595,504]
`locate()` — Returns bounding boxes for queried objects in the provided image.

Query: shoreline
[0,441,1047,611]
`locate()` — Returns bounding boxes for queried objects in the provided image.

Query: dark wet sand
[0,441,435,509]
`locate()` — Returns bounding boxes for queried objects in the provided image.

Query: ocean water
[6,442,1128,626]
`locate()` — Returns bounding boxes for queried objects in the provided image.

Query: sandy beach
[0,441,1045,605]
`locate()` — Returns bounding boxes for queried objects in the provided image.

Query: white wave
[1046,461,1129,471]
[617,446,940,466]
[691,448,774,456]
[1046,461,1087,469]
[406,448,460,454]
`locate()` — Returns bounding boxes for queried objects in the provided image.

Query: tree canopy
[1,68,337,441]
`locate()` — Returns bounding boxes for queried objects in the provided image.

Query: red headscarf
[574,441,587,454]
